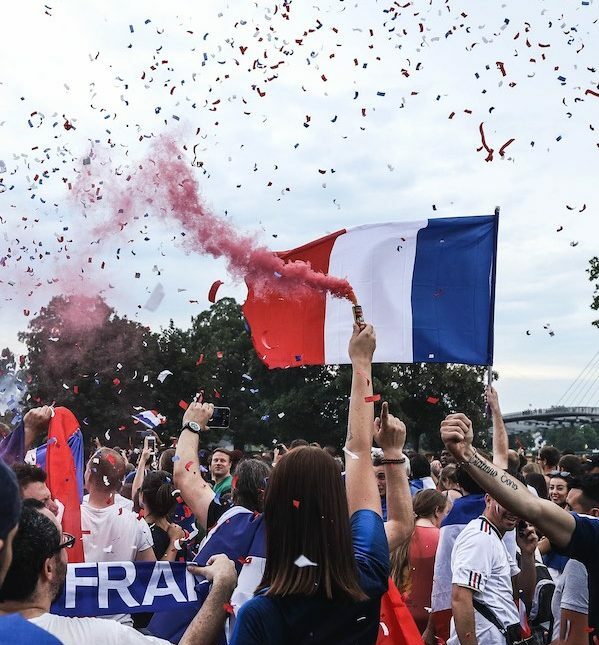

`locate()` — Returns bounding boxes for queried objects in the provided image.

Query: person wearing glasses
[0,499,238,645]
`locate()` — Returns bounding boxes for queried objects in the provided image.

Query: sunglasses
[50,533,76,554]
[549,471,571,478]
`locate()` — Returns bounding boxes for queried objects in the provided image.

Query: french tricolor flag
[243,214,498,368]
[132,409,166,429]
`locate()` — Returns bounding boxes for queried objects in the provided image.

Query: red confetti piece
[364,394,381,403]
[183,505,192,518]
[496,61,506,77]
[216,351,223,359]
[426,396,440,404]
[179,400,189,410]
[585,89,599,98]
[478,122,494,162]
[232,475,238,490]
[81,530,91,535]
[73,385,79,394]
[223,603,234,614]
[213,389,221,399]
[118,507,123,515]
[498,138,515,157]
[208,280,224,303]
[113,378,121,386]
[196,354,204,365]
[184,460,194,471]
[293,500,300,509]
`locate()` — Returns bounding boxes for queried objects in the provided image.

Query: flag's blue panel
[411,215,498,365]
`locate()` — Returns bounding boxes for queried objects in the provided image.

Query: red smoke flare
[73,137,356,303]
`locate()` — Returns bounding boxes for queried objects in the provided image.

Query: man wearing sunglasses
[0,500,238,644]
[0,465,61,644]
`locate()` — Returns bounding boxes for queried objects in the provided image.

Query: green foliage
[589,256,599,329]
[18,295,489,454]
[544,422,599,453]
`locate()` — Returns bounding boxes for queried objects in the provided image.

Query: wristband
[379,457,406,465]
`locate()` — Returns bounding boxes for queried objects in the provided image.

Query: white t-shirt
[80,502,154,625]
[30,613,170,645]
[81,502,153,562]
[83,493,134,512]
[551,558,588,640]
[447,516,520,645]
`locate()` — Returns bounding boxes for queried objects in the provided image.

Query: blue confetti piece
[261,415,270,422]
[129,25,134,33]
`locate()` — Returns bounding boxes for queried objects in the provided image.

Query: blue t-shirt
[230,509,390,645]
[555,513,599,638]
[0,614,62,644]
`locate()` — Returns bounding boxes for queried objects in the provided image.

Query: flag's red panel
[243,229,345,369]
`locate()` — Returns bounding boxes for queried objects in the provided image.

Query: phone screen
[147,437,156,451]
[208,407,231,429]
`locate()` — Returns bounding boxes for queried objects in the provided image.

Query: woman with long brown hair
[390,489,449,633]
[230,323,411,644]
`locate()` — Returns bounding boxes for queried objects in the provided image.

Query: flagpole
[486,206,500,418]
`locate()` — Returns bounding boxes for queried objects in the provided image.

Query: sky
[0,0,598,414]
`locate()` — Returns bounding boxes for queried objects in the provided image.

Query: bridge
[502,350,599,434]
[503,407,599,434]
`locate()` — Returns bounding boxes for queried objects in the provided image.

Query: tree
[589,256,599,329]
[17,295,491,455]
[543,422,599,453]
[19,295,163,448]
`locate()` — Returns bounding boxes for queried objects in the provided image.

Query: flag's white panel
[324,220,428,364]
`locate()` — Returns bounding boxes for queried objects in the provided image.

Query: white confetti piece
[278,412,285,418]
[105,429,110,441]
[103,475,110,487]
[144,283,165,311]
[103,544,113,553]
[157,369,173,383]
[294,555,317,568]
[343,446,359,460]
[379,622,389,636]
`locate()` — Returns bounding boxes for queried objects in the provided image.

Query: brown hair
[258,446,367,602]
[11,463,47,491]
[87,448,125,491]
[390,490,448,594]
[413,489,448,519]
[140,470,176,518]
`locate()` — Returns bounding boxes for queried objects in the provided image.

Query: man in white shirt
[448,494,538,645]
[0,502,238,645]
[81,448,154,563]
[81,448,155,625]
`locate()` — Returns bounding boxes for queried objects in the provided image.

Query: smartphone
[208,407,231,429]
[147,436,156,452]
[517,520,528,537]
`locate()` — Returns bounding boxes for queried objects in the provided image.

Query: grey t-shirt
[551,558,588,640]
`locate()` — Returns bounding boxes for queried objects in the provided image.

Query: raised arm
[440,413,576,548]
[23,406,53,453]
[374,402,413,551]
[173,402,216,531]
[486,386,508,470]
[131,437,151,502]
[345,323,380,517]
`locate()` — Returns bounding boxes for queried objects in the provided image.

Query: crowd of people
[0,322,597,644]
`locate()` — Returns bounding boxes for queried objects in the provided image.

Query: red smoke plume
[72,137,356,303]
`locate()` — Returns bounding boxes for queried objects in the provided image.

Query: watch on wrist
[181,421,202,434]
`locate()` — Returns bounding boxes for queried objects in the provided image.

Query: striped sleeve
[450,528,493,593]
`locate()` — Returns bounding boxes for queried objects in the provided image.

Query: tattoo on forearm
[468,454,498,478]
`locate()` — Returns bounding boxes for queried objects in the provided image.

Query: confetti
[293,499,300,509]
[208,279,224,303]
[364,394,381,403]
[343,446,359,460]
[179,400,189,410]
[144,283,165,311]
[379,622,389,636]
[185,460,194,471]
[157,369,173,383]
[294,555,318,568]
[426,396,440,404]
